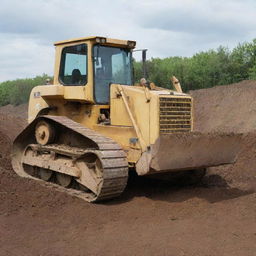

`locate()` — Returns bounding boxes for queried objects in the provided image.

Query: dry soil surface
[190,80,256,134]
[1,83,256,256]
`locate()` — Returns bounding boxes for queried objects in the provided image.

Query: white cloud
[0,0,256,81]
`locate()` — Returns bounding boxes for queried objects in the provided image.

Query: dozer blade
[136,132,242,175]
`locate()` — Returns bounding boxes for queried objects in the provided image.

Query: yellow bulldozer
[12,36,241,202]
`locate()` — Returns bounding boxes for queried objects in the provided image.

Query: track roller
[39,168,53,181]
[56,173,72,187]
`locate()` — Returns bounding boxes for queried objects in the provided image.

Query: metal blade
[137,132,242,175]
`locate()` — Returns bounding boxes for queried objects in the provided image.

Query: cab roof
[54,36,136,48]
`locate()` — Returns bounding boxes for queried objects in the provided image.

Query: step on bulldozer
[12,36,241,202]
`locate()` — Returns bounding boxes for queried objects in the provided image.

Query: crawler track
[12,116,129,202]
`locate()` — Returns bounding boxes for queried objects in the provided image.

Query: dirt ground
[1,82,256,256]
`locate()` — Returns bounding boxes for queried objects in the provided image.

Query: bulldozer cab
[53,36,136,104]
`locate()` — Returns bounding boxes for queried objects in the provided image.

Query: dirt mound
[191,80,256,191]
[190,80,256,133]
[0,104,28,118]
[0,104,27,140]
[204,133,256,191]
[0,130,12,170]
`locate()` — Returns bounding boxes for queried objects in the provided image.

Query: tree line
[0,39,256,106]
[0,74,51,106]
[134,38,256,91]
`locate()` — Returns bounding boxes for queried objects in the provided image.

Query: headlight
[96,37,106,44]
[101,38,106,43]
[127,41,136,48]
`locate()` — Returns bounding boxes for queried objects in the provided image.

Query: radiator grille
[159,96,192,134]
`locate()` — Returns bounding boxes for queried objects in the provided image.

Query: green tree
[0,74,52,106]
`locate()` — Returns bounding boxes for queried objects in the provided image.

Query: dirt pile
[0,104,27,140]
[0,104,28,118]
[0,130,12,170]
[190,80,256,133]
[191,80,256,191]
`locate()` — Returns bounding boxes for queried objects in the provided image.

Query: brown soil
[190,80,256,191]
[1,84,256,256]
[0,104,27,140]
[190,80,256,133]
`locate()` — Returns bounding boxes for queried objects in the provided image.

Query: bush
[0,74,52,106]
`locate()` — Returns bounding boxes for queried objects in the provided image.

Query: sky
[1,0,256,82]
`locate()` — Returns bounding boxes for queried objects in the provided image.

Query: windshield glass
[93,45,132,104]
[59,44,87,86]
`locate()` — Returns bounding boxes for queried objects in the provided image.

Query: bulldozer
[12,36,241,202]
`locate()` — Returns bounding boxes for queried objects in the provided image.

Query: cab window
[59,44,87,85]
[93,45,132,104]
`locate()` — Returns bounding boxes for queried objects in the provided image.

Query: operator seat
[72,69,82,84]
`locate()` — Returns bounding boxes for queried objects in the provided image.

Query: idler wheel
[35,120,55,145]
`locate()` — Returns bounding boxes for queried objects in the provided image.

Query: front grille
[159,96,192,134]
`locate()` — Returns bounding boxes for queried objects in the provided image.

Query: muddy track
[12,115,129,202]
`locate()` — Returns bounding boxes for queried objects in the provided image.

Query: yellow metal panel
[93,125,140,163]
[105,38,135,48]
[53,46,61,85]
[40,85,64,98]
[110,98,133,126]
[28,86,49,123]
[63,86,87,101]
[110,84,151,147]
[54,36,136,48]
[93,125,137,148]
[110,85,132,126]
[54,36,97,46]
[149,93,160,144]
